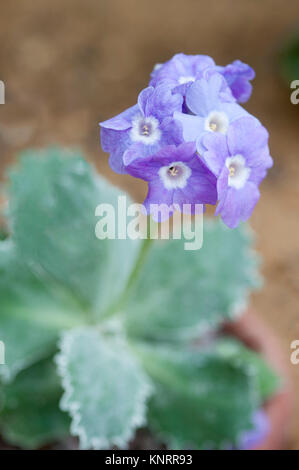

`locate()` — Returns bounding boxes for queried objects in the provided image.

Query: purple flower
[150,53,216,96]
[217,60,255,103]
[124,142,217,221]
[150,54,255,104]
[237,410,270,450]
[174,74,249,154]
[202,116,273,228]
[100,84,183,174]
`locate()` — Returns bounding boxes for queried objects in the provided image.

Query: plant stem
[126,235,153,292]
[100,235,154,321]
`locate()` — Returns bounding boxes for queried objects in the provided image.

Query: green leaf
[125,221,260,341]
[0,240,84,382]
[55,327,151,449]
[0,358,70,449]
[0,148,142,380]
[7,148,141,316]
[213,338,280,402]
[280,30,299,85]
[133,339,261,450]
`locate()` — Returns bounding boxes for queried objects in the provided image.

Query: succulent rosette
[100,52,272,228]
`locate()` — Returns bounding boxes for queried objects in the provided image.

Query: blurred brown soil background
[0,0,299,449]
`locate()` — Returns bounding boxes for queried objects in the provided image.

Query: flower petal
[216,179,260,228]
[186,74,224,116]
[144,83,183,120]
[160,117,184,146]
[220,60,255,103]
[227,116,271,168]
[144,180,174,222]
[149,53,215,89]
[174,112,205,142]
[218,101,249,122]
[201,132,229,176]
[100,127,131,174]
[138,87,155,116]
[100,105,138,130]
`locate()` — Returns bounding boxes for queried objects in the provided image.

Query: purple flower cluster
[237,409,270,450]
[100,53,272,228]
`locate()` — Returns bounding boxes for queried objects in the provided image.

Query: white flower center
[159,161,192,190]
[205,111,229,134]
[130,115,161,145]
[225,155,251,189]
[153,63,163,72]
[178,75,195,85]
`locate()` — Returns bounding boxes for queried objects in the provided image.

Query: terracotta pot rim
[223,309,293,450]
